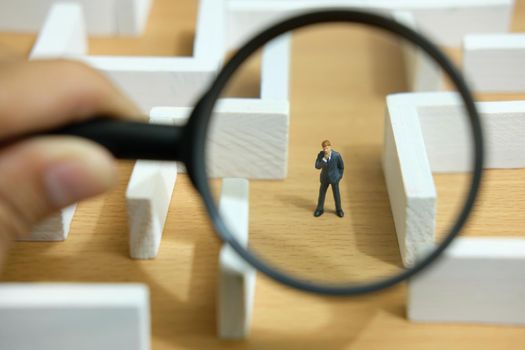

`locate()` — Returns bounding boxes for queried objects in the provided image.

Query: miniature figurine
[314,140,344,217]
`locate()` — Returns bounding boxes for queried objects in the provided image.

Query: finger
[0,59,145,139]
[0,136,118,246]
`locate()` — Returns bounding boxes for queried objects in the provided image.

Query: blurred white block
[85,57,219,113]
[0,283,150,350]
[80,0,224,112]
[393,11,442,92]
[402,0,513,47]
[383,92,525,266]
[0,0,152,36]
[217,178,256,339]
[226,0,514,49]
[261,33,291,100]
[193,0,225,64]
[409,237,525,325]
[29,3,87,59]
[126,115,178,260]
[116,0,153,36]
[22,205,77,242]
[464,33,525,92]
[151,98,289,179]
[30,0,225,112]
[25,3,88,242]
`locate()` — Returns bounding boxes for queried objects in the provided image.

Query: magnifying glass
[46,9,484,295]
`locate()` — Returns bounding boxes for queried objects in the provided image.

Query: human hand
[0,59,142,268]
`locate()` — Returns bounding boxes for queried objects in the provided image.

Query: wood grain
[1,0,525,349]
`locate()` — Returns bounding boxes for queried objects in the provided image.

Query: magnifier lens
[205,21,475,287]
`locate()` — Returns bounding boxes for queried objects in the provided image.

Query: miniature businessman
[314,140,344,218]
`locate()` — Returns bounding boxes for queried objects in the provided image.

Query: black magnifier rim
[187,9,484,296]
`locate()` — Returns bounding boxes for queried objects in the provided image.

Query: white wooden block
[409,237,525,325]
[147,29,292,176]
[116,0,153,36]
[402,0,514,47]
[464,33,525,92]
[78,0,225,112]
[226,0,381,50]
[383,95,436,266]
[22,205,76,242]
[84,57,218,113]
[396,93,525,172]
[385,94,525,324]
[26,3,88,242]
[0,283,150,350]
[126,160,177,259]
[383,92,525,266]
[261,34,291,100]
[393,11,442,92]
[226,0,514,49]
[29,3,87,59]
[151,98,290,179]
[29,1,224,112]
[193,0,225,64]
[217,178,256,339]
[126,115,178,260]
[0,0,152,36]
[0,0,115,35]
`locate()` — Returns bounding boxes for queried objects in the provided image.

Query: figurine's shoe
[314,209,324,217]
[336,210,344,218]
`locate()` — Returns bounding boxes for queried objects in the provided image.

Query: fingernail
[44,159,117,208]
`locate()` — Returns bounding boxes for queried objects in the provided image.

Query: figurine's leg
[316,182,329,210]
[332,182,342,211]
[332,182,344,217]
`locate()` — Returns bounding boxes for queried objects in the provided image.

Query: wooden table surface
[1,1,525,349]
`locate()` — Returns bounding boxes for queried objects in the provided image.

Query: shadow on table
[341,145,403,269]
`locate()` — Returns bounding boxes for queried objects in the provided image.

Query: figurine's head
[321,139,332,153]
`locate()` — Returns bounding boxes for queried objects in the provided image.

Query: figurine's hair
[321,140,331,147]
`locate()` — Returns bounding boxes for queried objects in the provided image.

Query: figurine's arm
[315,152,326,169]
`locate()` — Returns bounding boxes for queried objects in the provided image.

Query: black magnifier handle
[46,117,185,161]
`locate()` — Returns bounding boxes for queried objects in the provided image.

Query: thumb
[0,136,117,250]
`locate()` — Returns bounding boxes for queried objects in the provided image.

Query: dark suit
[315,150,344,211]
